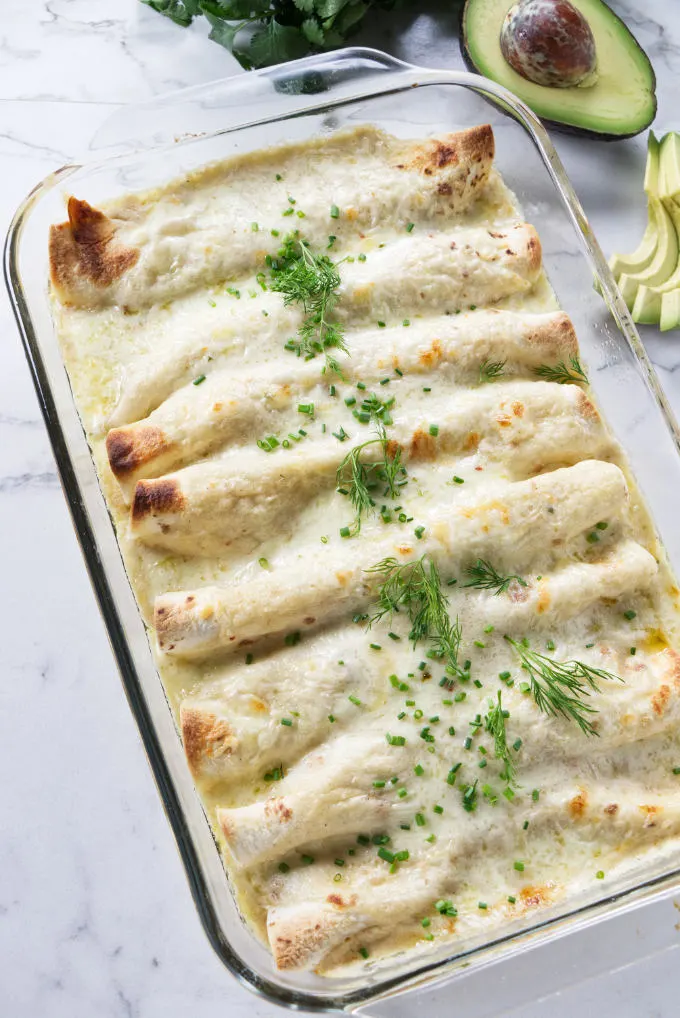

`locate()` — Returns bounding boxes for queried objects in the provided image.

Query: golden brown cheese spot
[131,477,185,522]
[106,425,170,478]
[535,584,551,614]
[576,390,599,420]
[464,432,480,451]
[459,499,510,525]
[651,684,671,717]
[264,798,293,824]
[519,884,554,910]
[525,228,542,273]
[527,312,577,357]
[603,803,619,816]
[569,789,588,819]
[49,197,139,297]
[410,428,437,461]
[512,401,525,418]
[400,124,494,180]
[418,339,443,368]
[640,804,662,828]
[496,413,513,428]
[326,893,357,909]
[181,706,236,775]
[385,439,402,461]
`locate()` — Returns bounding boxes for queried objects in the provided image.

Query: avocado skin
[460,0,657,141]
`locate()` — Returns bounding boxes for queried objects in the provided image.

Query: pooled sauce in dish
[50,125,680,974]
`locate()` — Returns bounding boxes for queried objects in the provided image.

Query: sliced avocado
[609,198,659,278]
[644,130,661,198]
[630,200,680,323]
[659,133,680,200]
[461,0,657,139]
[632,285,662,325]
[661,290,680,332]
[617,199,677,309]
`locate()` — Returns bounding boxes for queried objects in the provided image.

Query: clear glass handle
[88,47,410,156]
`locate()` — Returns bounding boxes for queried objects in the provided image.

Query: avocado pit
[500,0,597,88]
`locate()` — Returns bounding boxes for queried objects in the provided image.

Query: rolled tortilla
[180,627,382,789]
[49,125,494,310]
[109,303,573,430]
[154,460,629,658]
[266,782,680,969]
[216,728,414,868]
[130,380,608,557]
[338,222,542,319]
[181,540,658,788]
[106,309,575,493]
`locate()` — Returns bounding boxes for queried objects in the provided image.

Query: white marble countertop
[2,2,680,1016]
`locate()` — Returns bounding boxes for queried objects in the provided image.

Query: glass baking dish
[7,46,680,1017]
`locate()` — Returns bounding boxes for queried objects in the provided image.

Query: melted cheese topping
[51,126,680,976]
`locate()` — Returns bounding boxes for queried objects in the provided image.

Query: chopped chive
[328,714,335,723]
[378,847,395,863]
[415,526,425,540]
[369,643,382,651]
[532,788,540,800]
[386,733,406,746]
[595,521,609,530]
[358,252,367,262]
[513,860,525,872]
[513,738,522,751]
[373,780,386,788]
[397,788,408,799]
[586,531,600,544]
[193,374,206,386]
[245,653,253,665]
[630,647,637,655]
[280,718,293,727]
[414,764,425,776]
[301,854,314,865]
[508,895,516,904]
[278,861,289,873]
[624,610,637,620]
[406,222,415,232]
[349,695,362,706]
[340,526,351,538]
[596,870,605,879]
[478,902,488,910]
[428,424,439,437]
[330,204,340,219]
[433,804,444,815]
[359,946,369,959]
[415,813,426,827]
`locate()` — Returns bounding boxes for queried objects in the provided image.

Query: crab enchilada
[49,124,680,974]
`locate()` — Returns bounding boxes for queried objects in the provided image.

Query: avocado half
[461,0,657,139]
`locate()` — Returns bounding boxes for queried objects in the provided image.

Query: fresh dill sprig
[485,691,516,787]
[271,237,348,374]
[505,636,622,736]
[367,555,463,676]
[479,358,506,383]
[534,356,588,385]
[463,559,527,596]
[336,398,406,533]
[336,439,382,534]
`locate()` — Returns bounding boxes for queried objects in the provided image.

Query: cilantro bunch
[142,0,408,69]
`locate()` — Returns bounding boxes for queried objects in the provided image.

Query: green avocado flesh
[462,0,656,138]
[610,133,680,330]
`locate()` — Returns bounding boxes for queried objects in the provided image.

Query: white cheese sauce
[52,127,680,974]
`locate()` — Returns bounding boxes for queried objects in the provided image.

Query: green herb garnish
[271,237,347,374]
[367,555,463,677]
[479,358,506,383]
[534,356,588,384]
[463,559,527,596]
[505,636,622,736]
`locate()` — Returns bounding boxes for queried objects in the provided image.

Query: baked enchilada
[49,124,680,973]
